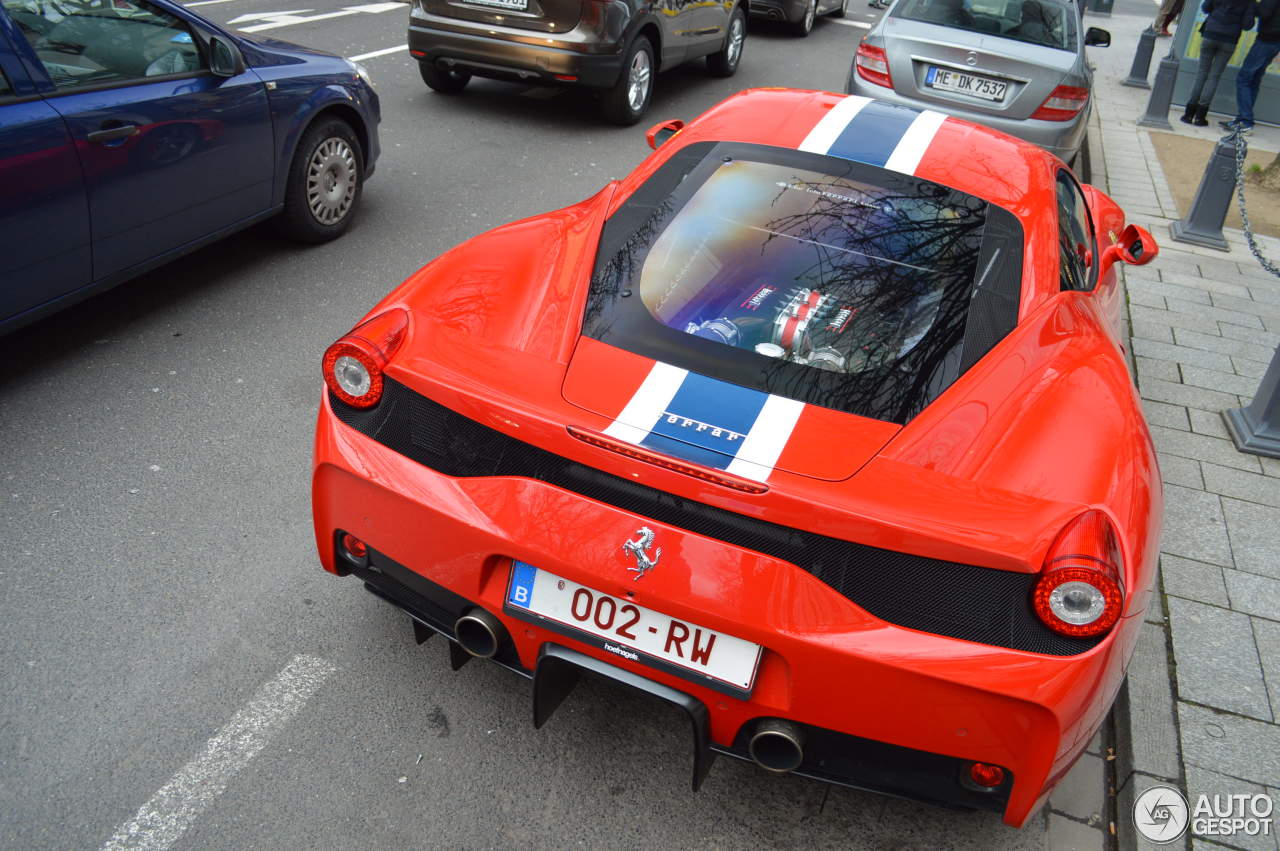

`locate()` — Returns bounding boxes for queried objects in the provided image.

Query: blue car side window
[2,0,205,91]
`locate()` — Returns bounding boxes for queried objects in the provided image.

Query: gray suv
[408,0,746,124]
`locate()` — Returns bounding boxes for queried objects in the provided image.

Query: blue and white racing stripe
[799,96,948,175]
[603,362,804,483]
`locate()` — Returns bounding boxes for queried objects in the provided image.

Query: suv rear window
[584,141,1024,425]
[894,0,1077,50]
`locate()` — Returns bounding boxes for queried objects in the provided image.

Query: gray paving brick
[1167,297,1266,330]
[1161,453,1206,488]
[1119,772,1193,851]
[1220,324,1280,349]
[1139,357,1184,384]
[1131,279,1213,305]
[1162,484,1234,566]
[1151,425,1264,473]
[1163,555,1230,606]
[1224,570,1280,623]
[1173,328,1278,364]
[1133,318,1177,344]
[1223,498,1280,579]
[1257,619,1280,738]
[1183,764,1278,851]
[1160,269,1255,299]
[1117,622,1183,780]
[1132,289,1169,309]
[1143,378,1245,413]
[1190,409,1232,439]
[1050,752,1105,824]
[1182,365,1266,397]
[1048,814,1104,851]
[1263,457,1280,478]
[1133,304,1231,336]
[1213,292,1280,321]
[1249,284,1280,305]
[1168,598,1272,720]
[1202,463,1280,510]
[1233,356,1270,380]
[1180,701,1280,787]
[1134,339,1237,373]
[1145,400,1191,430]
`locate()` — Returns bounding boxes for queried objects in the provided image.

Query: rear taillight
[1032,510,1124,637]
[322,308,409,409]
[1031,85,1089,121]
[855,42,892,89]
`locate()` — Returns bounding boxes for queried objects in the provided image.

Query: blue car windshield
[894,0,1077,50]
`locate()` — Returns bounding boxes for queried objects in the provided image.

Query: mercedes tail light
[1032,510,1124,637]
[322,308,409,409]
[855,43,892,89]
[1031,85,1090,121]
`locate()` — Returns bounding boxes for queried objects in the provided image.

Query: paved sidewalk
[1084,9,1280,850]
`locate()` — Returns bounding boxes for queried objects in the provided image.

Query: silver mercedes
[846,0,1110,166]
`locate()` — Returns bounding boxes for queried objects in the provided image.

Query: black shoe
[1192,105,1209,127]
[1179,104,1197,125]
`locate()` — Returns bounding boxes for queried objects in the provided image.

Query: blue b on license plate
[506,561,761,692]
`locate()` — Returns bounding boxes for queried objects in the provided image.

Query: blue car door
[0,14,92,322]
[3,0,274,281]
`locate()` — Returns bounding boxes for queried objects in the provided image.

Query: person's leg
[1234,40,1279,125]
[1185,39,1221,106]
[1200,38,1235,105]
[1153,0,1176,30]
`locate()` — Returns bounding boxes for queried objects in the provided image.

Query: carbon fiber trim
[330,380,1102,656]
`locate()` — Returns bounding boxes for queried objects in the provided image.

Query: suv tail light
[855,43,892,89]
[1031,85,1089,121]
[322,308,409,409]
[1032,510,1124,637]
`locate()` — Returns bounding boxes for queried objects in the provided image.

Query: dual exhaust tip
[454,611,807,774]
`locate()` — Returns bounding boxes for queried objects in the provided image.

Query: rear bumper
[845,72,1090,163]
[408,13,625,87]
[313,390,1139,826]
[747,0,807,22]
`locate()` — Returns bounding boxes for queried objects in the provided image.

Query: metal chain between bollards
[1230,128,1280,278]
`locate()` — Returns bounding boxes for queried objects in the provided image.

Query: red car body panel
[312,89,1162,826]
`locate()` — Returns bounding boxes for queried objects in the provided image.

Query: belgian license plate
[505,561,762,692]
[926,66,1008,101]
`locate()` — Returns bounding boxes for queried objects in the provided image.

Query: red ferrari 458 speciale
[312,89,1162,826]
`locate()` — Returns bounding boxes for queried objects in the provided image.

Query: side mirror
[1084,27,1110,47]
[645,119,684,150]
[209,35,243,78]
[1101,223,1158,270]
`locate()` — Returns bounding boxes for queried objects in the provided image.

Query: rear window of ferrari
[583,141,1024,425]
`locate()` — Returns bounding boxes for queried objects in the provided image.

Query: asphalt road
[0,3,1060,848]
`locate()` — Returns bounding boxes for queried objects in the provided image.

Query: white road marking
[229,3,403,32]
[99,655,337,851]
[185,0,243,7]
[831,18,871,26]
[349,44,406,60]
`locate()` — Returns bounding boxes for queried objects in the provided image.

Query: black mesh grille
[331,379,1101,656]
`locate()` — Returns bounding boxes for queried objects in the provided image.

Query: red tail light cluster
[322,308,409,409]
[1031,85,1090,121]
[968,762,1006,788]
[855,43,893,89]
[1032,510,1124,637]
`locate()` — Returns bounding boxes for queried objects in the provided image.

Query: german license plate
[505,561,762,692]
[463,0,528,10]
[926,66,1008,101]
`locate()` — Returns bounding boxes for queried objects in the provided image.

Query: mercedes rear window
[583,141,1024,425]
[893,0,1078,50]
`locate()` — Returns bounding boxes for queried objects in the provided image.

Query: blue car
[0,0,381,334]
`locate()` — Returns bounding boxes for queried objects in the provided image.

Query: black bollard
[1123,27,1157,87]
[1170,134,1238,250]
[1224,345,1280,458]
